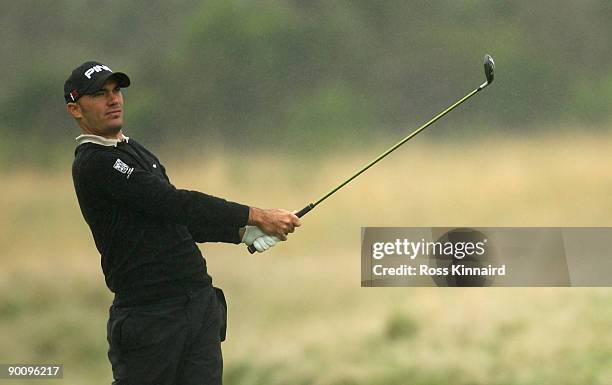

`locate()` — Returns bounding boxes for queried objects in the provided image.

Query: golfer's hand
[252,235,280,252]
[241,226,280,252]
[241,225,265,245]
[248,207,301,240]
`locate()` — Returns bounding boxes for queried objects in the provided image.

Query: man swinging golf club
[66,61,300,385]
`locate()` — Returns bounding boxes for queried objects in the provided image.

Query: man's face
[67,79,124,137]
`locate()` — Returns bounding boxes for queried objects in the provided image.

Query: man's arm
[78,149,300,240]
[148,148,301,241]
[79,149,249,229]
[188,225,242,244]
[188,208,301,244]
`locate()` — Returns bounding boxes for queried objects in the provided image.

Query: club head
[484,54,495,84]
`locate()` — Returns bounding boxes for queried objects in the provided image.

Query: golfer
[65,61,300,385]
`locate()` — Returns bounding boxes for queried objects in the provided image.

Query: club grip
[295,203,314,218]
[247,203,315,254]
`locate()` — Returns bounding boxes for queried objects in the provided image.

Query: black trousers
[107,285,227,385]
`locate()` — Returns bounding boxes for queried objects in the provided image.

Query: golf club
[248,54,496,253]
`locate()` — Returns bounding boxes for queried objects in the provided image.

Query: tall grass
[1,132,611,384]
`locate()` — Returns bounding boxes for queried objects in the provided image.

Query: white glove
[242,226,280,252]
[241,225,265,245]
[252,235,280,252]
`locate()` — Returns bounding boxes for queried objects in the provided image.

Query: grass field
[1,132,612,384]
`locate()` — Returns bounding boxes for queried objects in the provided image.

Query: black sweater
[72,137,249,306]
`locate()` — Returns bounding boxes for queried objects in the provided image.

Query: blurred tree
[1,0,611,165]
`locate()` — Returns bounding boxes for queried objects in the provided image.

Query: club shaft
[247,82,488,253]
[310,85,484,209]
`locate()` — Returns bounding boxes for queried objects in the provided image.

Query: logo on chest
[113,158,134,178]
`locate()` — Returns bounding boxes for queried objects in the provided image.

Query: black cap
[64,61,130,103]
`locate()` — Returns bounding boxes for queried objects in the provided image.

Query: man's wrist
[248,207,262,226]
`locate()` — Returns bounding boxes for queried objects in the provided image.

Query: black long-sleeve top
[72,135,249,306]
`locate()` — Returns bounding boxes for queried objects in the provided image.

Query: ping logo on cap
[84,64,112,79]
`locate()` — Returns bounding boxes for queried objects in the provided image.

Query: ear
[66,102,82,119]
